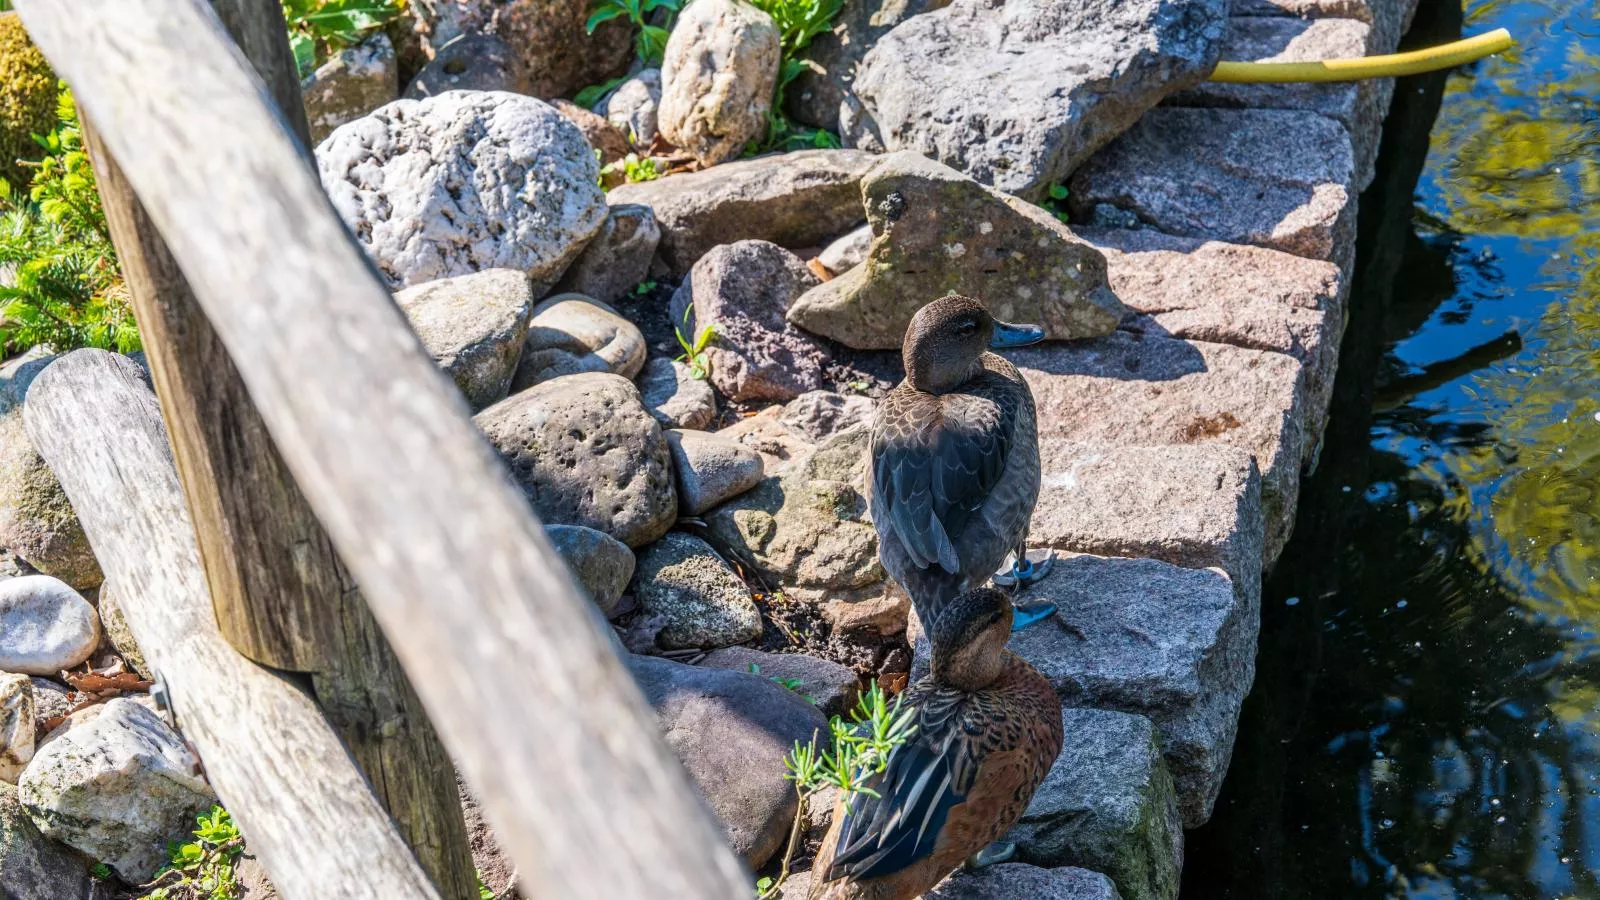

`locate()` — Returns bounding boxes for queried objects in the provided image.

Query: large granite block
[1079,227,1343,445]
[1012,332,1302,566]
[1010,554,1257,827]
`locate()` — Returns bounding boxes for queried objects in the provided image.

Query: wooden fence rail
[13,0,751,897]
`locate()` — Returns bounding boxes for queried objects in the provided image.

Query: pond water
[1182,0,1600,897]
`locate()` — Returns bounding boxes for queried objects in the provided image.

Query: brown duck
[870,295,1056,632]
[807,588,1064,900]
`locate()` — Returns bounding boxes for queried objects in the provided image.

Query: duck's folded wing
[872,394,1010,574]
[825,694,980,881]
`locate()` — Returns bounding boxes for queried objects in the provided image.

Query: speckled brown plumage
[808,590,1063,900]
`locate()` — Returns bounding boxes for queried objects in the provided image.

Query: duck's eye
[957,319,978,335]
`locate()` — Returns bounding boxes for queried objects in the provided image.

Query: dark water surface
[1183,0,1600,896]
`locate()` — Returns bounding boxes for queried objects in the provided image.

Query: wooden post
[14,1,753,896]
[23,350,443,900]
[78,0,477,893]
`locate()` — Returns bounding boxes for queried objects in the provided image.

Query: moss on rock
[0,13,58,191]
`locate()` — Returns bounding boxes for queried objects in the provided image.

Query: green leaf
[637,25,671,65]
[573,74,630,110]
[289,32,317,77]
[1047,183,1069,201]
[585,5,628,33]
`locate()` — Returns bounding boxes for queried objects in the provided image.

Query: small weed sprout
[757,682,918,899]
[748,663,816,705]
[602,153,663,185]
[1040,182,1070,223]
[629,279,659,298]
[143,806,245,900]
[675,307,717,380]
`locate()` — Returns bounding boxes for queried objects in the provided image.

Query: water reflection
[1184,0,1600,895]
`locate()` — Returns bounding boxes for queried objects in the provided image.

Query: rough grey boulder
[317,91,607,291]
[409,0,633,100]
[630,532,762,650]
[552,98,630,167]
[609,149,877,275]
[1069,107,1356,267]
[658,0,782,166]
[395,268,536,411]
[552,204,661,304]
[512,294,647,392]
[714,406,817,476]
[25,679,70,735]
[636,357,717,431]
[697,646,860,716]
[788,152,1128,350]
[95,581,149,679]
[1007,708,1183,900]
[0,780,92,900]
[628,654,825,868]
[0,673,32,783]
[674,241,831,403]
[0,576,99,677]
[19,698,215,882]
[598,68,662,149]
[927,864,1123,900]
[704,425,883,603]
[1080,227,1343,444]
[404,34,526,100]
[667,429,764,516]
[778,390,874,443]
[815,222,871,276]
[787,0,953,132]
[301,32,398,143]
[844,0,1226,199]
[1010,554,1256,827]
[475,373,677,548]
[546,524,636,617]
[0,350,99,590]
[1012,330,1305,566]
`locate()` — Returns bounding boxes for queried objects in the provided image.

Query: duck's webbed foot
[1010,600,1058,632]
[965,841,1017,870]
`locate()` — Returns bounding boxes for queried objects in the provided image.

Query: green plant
[90,863,112,880]
[281,0,406,77]
[748,663,816,705]
[1040,182,1070,223]
[586,0,681,67]
[629,279,659,297]
[675,307,716,380]
[574,74,631,110]
[742,0,845,155]
[757,682,917,899]
[0,86,137,355]
[142,806,245,900]
[478,873,495,900]
[0,10,58,191]
[602,152,663,185]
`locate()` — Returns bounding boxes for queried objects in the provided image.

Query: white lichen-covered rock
[18,698,215,882]
[629,532,762,650]
[301,32,399,143]
[1,780,92,900]
[317,91,607,291]
[844,0,1226,199]
[666,429,764,516]
[0,673,33,783]
[599,68,662,148]
[95,581,149,680]
[658,0,782,166]
[395,268,536,411]
[512,294,647,392]
[475,372,677,547]
[0,576,99,676]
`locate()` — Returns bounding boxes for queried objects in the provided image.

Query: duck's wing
[824,689,981,881]
[872,390,1012,574]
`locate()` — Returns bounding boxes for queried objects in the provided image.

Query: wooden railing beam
[13,2,751,896]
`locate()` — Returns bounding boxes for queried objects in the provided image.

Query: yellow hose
[1209,28,1513,83]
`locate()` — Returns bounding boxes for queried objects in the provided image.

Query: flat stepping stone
[1079,226,1344,445]
[1010,554,1256,827]
[1166,16,1386,190]
[1030,442,1265,598]
[1007,708,1183,900]
[1069,107,1356,272]
[1012,331,1303,566]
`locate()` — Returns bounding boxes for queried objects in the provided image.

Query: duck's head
[903,295,1045,394]
[929,587,1014,691]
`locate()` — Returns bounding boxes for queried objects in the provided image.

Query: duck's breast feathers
[871,377,1027,576]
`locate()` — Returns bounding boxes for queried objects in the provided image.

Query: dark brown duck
[807,587,1064,899]
[869,295,1056,632]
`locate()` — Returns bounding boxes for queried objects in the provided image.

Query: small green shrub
[744,0,844,154]
[281,0,407,77]
[142,806,245,900]
[0,86,137,356]
[0,11,58,191]
[602,152,663,185]
[586,0,682,67]
[675,307,717,380]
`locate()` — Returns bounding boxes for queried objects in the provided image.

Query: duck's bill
[990,321,1046,348]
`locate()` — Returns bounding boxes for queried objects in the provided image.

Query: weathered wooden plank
[81,1,476,887]
[13,2,751,896]
[83,123,478,900]
[23,350,442,900]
